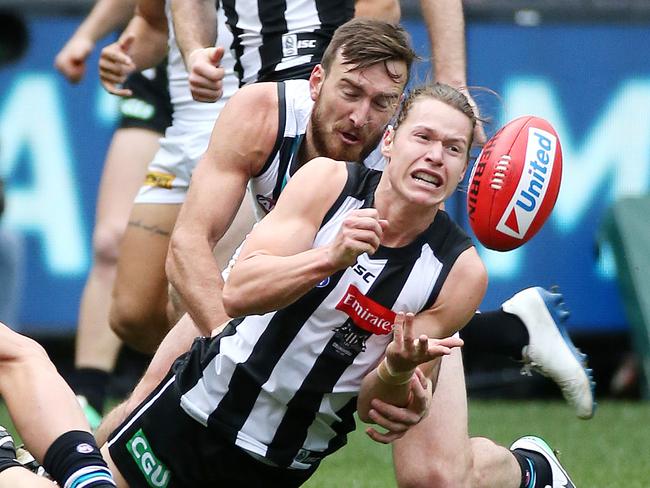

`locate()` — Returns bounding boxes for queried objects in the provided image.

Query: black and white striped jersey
[221,0,354,85]
[176,163,473,469]
[247,79,385,221]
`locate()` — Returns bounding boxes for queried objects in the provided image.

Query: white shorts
[134,119,215,204]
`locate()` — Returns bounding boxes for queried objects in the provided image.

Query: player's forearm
[75,0,136,43]
[354,0,400,23]
[166,235,230,336]
[421,0,467,88]
[222,247,337,318]
[357,368,411,423]
[119,12,168,69]
[170,0,217,68]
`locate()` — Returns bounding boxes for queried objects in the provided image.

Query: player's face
[382,98,472,207]
[309,53,406,162]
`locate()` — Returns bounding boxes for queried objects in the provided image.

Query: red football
[466,116,563,251]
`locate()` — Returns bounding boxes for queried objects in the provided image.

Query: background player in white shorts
[54,0,173,425]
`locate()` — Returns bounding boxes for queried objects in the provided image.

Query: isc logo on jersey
[496,128,557,239]
[336,284,396,335]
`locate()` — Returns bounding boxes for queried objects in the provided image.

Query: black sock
[512,449,553,488]
[43,431,115,487]
[461,309,529,360]
[72,368,110,413]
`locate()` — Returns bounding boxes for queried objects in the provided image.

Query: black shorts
[118,61,173,134]
[107,361,317,487]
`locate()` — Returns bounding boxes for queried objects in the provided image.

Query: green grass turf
[1,400,647,486]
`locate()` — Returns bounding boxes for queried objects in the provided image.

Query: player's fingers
[437,336,464,349]
[402,312,415,352]
[370,399,421,427]
[368,408,410,434]
[100,78,132,97]
[190,65,225,84]
[190,86,223,103]
[365,427,404,444]
[407,375,432,419]
[392,311,405,346]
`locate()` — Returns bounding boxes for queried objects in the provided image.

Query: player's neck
[374,190,439,247]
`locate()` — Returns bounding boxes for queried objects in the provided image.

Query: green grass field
[2,400,648,486]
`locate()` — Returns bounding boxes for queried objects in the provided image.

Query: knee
[91,224,123,269]
[109,299,169,354]
[0,326,52,377]
[396,451,473,488]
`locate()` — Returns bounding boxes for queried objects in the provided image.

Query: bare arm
[170,0,225,102]
[98,0,168,95]
[357,247,487,421]
[170,0,217,67]
[54,0,135,83]
[354,0,401,23]
[420,0,467,88]
[165,83,279,336]
[222,159,354,317]
[420,0,487,142]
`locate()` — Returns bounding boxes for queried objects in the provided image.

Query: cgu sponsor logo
[126,429,171,488]
[496,127,557,239]
[335,284,396,335]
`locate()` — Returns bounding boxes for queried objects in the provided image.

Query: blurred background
[1,0,650,400]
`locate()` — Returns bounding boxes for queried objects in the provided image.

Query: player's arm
[420,0,486,142]
[357,247,486,420]
[354,0,400,23]
[170,0,224,102]
[222,159,351,317]
[165,83,280,336]
[54,0,135,83]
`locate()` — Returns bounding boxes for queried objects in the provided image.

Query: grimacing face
[381,97,473,208]
[308,52,407,163]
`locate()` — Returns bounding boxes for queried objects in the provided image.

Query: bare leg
[75,127,160,390]
[96,313,203,445]
[0,324,89,462]
[392,348,520,488]
[109,203,181,354]
[0,467,57,487]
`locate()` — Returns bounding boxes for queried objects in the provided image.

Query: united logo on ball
[467,116,563,251]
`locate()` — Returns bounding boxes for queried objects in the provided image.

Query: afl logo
[316,277,330,288]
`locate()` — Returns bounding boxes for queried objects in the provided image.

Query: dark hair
[320,18,417,85]
[394,83,477,153]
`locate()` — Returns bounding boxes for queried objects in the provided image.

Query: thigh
[95,128,160,233]
[392,348,472,484]
[113,203,181,311]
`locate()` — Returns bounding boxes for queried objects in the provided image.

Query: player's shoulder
[296,157,348,183]
[228,82,280,114]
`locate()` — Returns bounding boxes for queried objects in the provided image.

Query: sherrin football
[467,116,562,251]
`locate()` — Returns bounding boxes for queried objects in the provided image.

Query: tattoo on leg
[128,219,171,237]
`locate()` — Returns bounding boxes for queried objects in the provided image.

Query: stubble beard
[309,100,384,164]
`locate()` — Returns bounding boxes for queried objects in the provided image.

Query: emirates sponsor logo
[336,284,395,335]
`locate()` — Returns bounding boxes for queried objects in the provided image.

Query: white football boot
[511,436,576,488]
[502,287,596,419]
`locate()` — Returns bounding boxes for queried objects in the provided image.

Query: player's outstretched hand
[99,34,136,97]
[54,35,95,83]
[187,46,225,102]
[328,208,388,270]
[365,368,432,444]
[385,312,463,375]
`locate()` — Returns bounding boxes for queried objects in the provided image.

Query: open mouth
[339,130,361,144]
[412,171,442,188]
